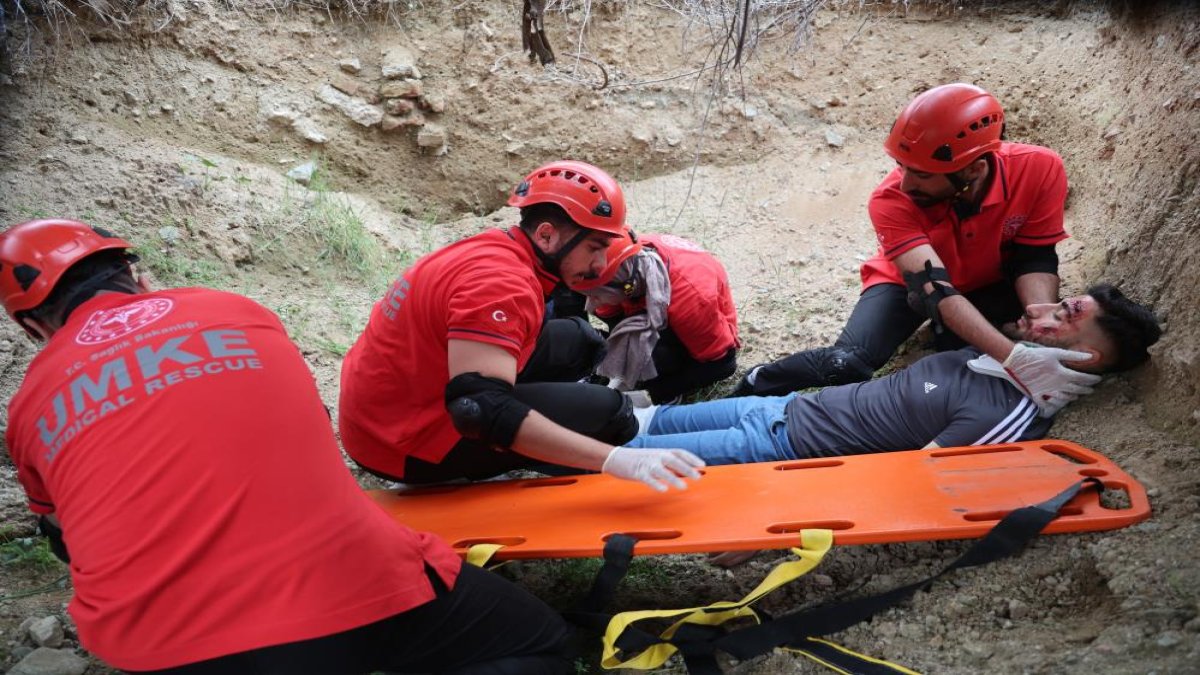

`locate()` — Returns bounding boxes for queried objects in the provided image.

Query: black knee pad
[818,347,876,386]
[593,390,638,446]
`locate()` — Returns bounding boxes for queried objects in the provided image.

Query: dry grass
[0,0,419,54]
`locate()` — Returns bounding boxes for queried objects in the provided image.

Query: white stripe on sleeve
[972,398,1034,445]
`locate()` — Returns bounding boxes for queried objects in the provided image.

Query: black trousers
[132,563,572,675]
[365,317,634,484]
[745,282,1023,397]
[637,328,737,403]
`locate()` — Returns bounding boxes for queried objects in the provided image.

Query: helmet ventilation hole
[14,265,41,291]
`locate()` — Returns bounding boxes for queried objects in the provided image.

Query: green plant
[250,160,398,292]
[13,205,50,219]
[136,243,228,288]
[0,538,62,573]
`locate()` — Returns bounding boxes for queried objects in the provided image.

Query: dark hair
[518,203,577,233]
[1088,283,1162,372]
[22,250,139,328]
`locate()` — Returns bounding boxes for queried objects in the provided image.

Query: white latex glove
[601,446,705,492]
[1002,343,1103,417]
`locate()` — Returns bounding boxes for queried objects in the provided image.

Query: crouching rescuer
[1,219,588,674]
[573,229,740,404]
[338,160,704,491]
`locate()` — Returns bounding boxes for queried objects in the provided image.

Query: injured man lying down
[624,285,1161,466]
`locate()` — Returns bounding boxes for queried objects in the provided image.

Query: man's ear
[18,316,53,342]
[964,157,989,182]
[531,221,558,253]
[135,268,153,292]
[1072,347,1104,371]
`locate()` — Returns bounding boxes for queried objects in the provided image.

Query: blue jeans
[623,395,798,465]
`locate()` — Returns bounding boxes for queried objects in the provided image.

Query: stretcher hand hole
[963,506,1084,522]
[520,478,578,488]
[774,459,844,471]
[1098,483,1132,511]
[1042,443,1098,464]
[394,486,463,497]
[453,536,527,548]
[602,530,682,542]
[767,520,855,534]
[929,445,1022,458]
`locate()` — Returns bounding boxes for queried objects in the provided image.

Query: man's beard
[905,191,950,208]
[999,320,1024,340]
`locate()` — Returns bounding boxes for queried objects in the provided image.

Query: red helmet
[884,83,1004,174]
[572,228,643,292]
[0,219,134,322]
[507,160,627,235]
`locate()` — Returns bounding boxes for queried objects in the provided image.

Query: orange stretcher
[366,440,1149,560]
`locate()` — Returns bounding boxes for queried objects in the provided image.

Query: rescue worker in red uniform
[1,219,575,674]
[733,83,1101,416]
[574,230,740,403]
[339,160,704,490]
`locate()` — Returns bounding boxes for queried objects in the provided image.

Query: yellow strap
[785,637,924,675]
[600,529,834,670]
[465,543,505,568]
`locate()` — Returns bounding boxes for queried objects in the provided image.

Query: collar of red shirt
[977,150,1011,211]
[506,226,562,297]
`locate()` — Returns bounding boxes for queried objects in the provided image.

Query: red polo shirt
[595,234,739,362]
[5,288,461,671]
[860,142,1069,292]
[339,227,552,478]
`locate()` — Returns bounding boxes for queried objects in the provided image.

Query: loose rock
[330,74,366,99]
[417,124,448,153]
[29,616,64,648]
[315,84,383,127]
[267,108,298,125]
[381,46,418,79]
[339,57,361,74]
[385,98,415,116]
[10,648,88,675]
[158,226,182,244]
[824,128,845,147]
[286,161,317,185]
[380,79,422,99]
[418,93,446,114]
[292,117,328,144]
[381,112,425,132]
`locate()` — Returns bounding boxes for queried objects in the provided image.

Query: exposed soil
[0,1,1197,673]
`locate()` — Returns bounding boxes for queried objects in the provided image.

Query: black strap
[716,478,1099,660]
[579,534,635,613]
[794,638,915,674]
[566,479,1098,672]
[562,534,638,634]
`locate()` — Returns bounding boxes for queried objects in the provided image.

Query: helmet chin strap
[946,168,981,220]
[517,226,593,279]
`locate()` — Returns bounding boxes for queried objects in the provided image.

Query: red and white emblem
[76,298,175,345]
[1001,214,1028,239]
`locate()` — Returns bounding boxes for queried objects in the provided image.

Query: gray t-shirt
[785,348,1054,458]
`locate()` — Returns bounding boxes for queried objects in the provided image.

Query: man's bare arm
[893,245,1015,362]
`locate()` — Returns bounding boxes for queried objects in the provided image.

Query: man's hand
[1002,343,1102,417]
[602,446,705,492]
